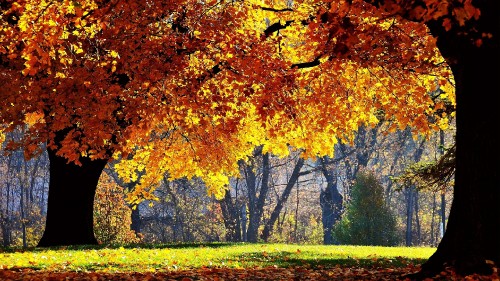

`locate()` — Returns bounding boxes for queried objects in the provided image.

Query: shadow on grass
[0,242,241,253]
[0,243,429,273]
[225,250,427,269]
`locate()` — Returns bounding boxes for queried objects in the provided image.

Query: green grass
[0,243,436,273]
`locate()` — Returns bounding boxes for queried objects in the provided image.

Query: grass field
[0,243,435,273]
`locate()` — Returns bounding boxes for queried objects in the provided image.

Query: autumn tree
[0,0,306,246]
[352,0,499,277]
[0,5,471,279]
[241,0,499,276]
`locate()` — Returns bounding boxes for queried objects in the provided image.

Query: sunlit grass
[0,243,436,273]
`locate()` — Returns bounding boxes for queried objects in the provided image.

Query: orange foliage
[1,0,460,200]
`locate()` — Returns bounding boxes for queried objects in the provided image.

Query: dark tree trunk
[406,140,425,246]
[318,157,343,245]
[37,147,107,247]
[130,207,141,235]
[241,204,247,242]
[0,213,11,247]
[126,182,142,235]
[219,190,241,242]
[414,191,421,245]
[245,151,270,243]
[416,0,500,276]
[439,130,447,239]
[405,188,414,246]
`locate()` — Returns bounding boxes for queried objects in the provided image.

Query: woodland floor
[2,265,499,280]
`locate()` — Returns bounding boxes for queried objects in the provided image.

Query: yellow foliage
[2,0,456,203]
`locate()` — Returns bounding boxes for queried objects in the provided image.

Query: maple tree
[0,0,449,247]
[356,0,499,278]
[1,0,497,278]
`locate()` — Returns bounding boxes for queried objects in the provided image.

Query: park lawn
[5,243,495,280]
[0,243,434,273]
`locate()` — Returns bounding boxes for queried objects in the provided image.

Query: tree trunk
[241,204,247,242]
[0,211,11,247]
[318,157,343,245]
[430,194,436,246]
[245,151,270,243]
[414,191,421,245]
[123,182,142,235]
[405,188,414,246]
[37,147,107,247]
[417,1,500,276]
[130,207,141,235]
[219,190,241,242]
[439,130,446,240]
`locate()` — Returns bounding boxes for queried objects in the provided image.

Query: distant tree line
[1,125,454,247]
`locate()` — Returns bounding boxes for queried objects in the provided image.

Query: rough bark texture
[415,0,500,277]
[37,147,107,247]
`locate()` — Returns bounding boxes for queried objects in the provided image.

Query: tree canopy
[0,0,455,202]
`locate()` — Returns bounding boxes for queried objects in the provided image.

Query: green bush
[332,171,400,246]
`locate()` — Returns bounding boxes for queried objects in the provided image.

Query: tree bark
[37,147,107,247]
[416,0,500,276]
[0,210,11,247]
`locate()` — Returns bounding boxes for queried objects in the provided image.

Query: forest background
[0,122,455,248]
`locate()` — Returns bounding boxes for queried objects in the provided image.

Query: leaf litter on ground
[0,243,498,280]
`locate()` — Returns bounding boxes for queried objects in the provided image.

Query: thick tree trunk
[416,1,500,276]
[37,147,107,247]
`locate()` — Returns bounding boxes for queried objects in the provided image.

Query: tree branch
[261,7,294,12]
